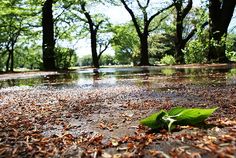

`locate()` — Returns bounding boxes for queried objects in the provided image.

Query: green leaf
[168,107,187,116]
[139,110,167,129]
[174,107,218,125]
[139,107,218,131]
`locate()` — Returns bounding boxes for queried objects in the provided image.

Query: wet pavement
[0,65,236,157]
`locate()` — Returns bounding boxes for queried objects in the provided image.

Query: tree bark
[10,49,14,72]
[174,3,184,63]
[208,0,236,63]
[42,0,56,70]
[5,44,14,72]
[139,33,150,65]
[6,51,10,72]
[91,30,99,68]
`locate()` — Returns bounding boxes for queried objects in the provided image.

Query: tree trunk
[42,0,56,70]
[175,42,185,64]
[81,2,101,68]
[10,49,14,72]
[6,52,10,72]
[175,15,185,63]
[208,0,236,63]
[91,30,99,68]
[139,34,150,66]
[5,47,14,72]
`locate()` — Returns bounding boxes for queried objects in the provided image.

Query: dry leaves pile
[0,71,236,158]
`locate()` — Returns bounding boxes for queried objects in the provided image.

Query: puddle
[0,66,235,89]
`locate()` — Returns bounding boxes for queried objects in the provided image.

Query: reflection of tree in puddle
[135,68,151,87]
[44,73,79,84]
[226,68,236,85]
[179,68,228,84]
[92,70,100,87]
[161,68,176,76]
[0,78,42,88]
[0,67,235,88]
[227,68,236,76]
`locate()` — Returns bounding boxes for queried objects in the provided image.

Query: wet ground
[0,64,236,157]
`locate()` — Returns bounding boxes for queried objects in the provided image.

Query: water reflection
[226,68,236,85]
[0,66,235,89]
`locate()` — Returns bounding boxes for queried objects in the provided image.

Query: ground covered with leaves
[0,66,236,157]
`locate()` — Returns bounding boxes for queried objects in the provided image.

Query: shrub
[183,39,207,64]
[226,51,236,62]
[55,47,77,69]
[160,55,176,65]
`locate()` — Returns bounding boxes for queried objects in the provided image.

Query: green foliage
[179,7,209,64]
[140,107,218,132]
[226,34,236,62]
[0,53,7,71]
[149,33,175,61]
[148,9,175,62]
[183,21,209,64]
[161,68,176,76]
[99,54,115,66]
[111,23,140,65]
[160,55,176,65]
[183,39,208,64]
[14,46,42,70]
[0,0,42,71]
[227,51,236,62]
[79,55,92,66]
[55,47,78,69]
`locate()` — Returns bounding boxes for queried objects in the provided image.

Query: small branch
[95,20,104,31]
[68,10,87,22]
[147,3,174,28]
[148,14,169,32]
[182,0,193,19]
[54,2,73,22]
[184,21,208,43]
[98,41,110,60]
[121,0,142,36]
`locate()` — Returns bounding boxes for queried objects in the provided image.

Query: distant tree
[208,0,236,62]
[226,34,236,62]
[0,0,30,72]
[119,0,174,65]
[14,46,42,69]
[69,0,110,68]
